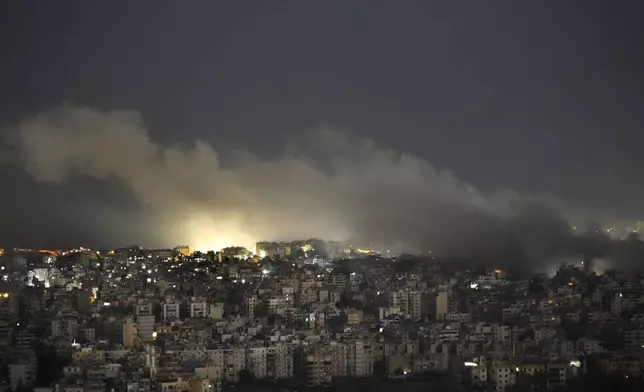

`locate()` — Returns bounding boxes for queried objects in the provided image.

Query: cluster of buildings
[0,244,644,392]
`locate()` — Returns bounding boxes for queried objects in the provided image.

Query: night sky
[0,1,643,249]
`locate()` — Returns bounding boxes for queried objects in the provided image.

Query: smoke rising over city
[6,105,591,269]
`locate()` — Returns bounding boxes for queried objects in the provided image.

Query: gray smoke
[11,105,580,267]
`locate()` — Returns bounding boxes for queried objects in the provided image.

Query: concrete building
[436,291,449,319]
[546,362,567,389]
[137,315,155,343]
[267,344,293,378]
[190,302,208,318]
[81,327,96,343]
[408,290,421,320]
[348,339,373,376]
[209,303,224,320]
[245,296,257,319]
[246,346,268,378]
[305,351,333,388]
[624,329,644,348]
[224,348,246,381]
[136,303,153,316]
[490,361,515,392]
[346,308,364,325]
[163,303,181,319]
[123,320,138,348]
[51,319,78,339]
[389,289,422,320]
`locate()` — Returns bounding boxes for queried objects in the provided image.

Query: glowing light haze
[11,105,574,262]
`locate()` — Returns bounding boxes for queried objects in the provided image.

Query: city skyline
[2,3,644,391]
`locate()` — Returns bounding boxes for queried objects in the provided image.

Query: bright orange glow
[39,249,61,256]
[181,214,256,252]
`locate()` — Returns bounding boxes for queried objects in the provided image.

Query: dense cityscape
[1,234,644,392]
[2,2,643,392]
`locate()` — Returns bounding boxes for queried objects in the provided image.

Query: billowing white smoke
[12,105,572,262]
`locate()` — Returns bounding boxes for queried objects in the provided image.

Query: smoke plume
[10,105,589,268]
